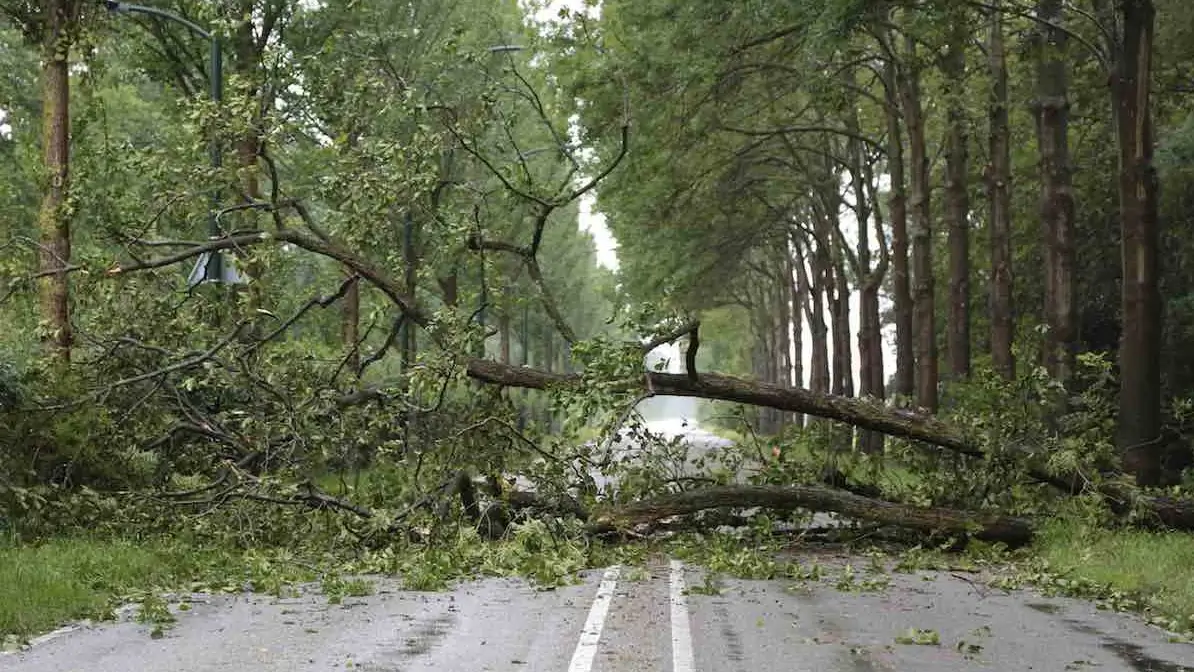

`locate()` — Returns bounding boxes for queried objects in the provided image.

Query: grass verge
[1026,516,1194,634]
[0,536,202,640]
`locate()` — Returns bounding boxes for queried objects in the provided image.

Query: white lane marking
[669,559,696,672]
[567,565,621,672]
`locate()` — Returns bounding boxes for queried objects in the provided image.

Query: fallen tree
[585,484,1035,547]
[109,224,1194,535]
[462,360,1194,532]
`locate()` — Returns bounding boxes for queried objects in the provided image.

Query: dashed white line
[669,559,696,672]
[567,565,621,672]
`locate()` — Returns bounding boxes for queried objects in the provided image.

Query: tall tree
[878,32,914,402]
[943,13,971,380]
[1034,0,1077,388]
[898,28,938,412]
[1103,0,1163,486]
[986,0,1015,379]
[33,0,79,361]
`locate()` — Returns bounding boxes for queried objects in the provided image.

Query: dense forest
[3,0,1194,642]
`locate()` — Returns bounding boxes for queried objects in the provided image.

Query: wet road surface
[5,553,1191,671]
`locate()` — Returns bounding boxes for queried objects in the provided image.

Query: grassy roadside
[0,536,224,642]
[1025,516,1194,633]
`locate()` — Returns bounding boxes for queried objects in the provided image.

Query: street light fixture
[103,1,240,287]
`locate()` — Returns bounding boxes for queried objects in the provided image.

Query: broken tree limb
[585,484,1035,547]
[463,360,1194,530]
[113,225,1194,532]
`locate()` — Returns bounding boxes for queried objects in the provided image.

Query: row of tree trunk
[737,1,1164,485]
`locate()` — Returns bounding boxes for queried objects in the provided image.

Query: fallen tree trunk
[465,359,1194,532]
[585,484,1035,547]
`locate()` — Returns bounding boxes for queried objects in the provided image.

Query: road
[5,555,1191,671]
[5,417,1193,671]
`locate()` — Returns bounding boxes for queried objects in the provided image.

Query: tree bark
[987,0,1016,380]
[790,235,806,428]
[831,247,854,399]
[1034,0,1078,390]
[899,32,937,411]
[777,255,792,429]
[883,53,914,402]
[36,0,74,362]
[587,484,1034,546]
[796,234,831,397]
[844,81,886,453]
[342,274,360,374]
[1109,0,1163,487]
[499,312,512,364]
[860,162,889,454]
[943,18,972,380]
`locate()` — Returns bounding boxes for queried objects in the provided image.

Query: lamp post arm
[104,2,213,39]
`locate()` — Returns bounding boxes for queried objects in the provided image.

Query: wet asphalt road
[5,554,1191,671]
[5,418,1193,670]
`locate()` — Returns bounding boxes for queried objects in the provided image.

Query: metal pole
[206,34,223,282]
[104,2,224,283]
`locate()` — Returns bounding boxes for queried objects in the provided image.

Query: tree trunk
[1110,0,1163,487]
[1034,0,1078,390]
[232,7,267,316]
[36,0,74,362]
[899,32,938,412]
[884,43,915,404]
[845,84,885,453]
[588,484,1034,547]
[777,257,792,429]
[342,274,360,374]
[796,235,831,398]
[943,18,971,380]
[401,212,418,370]
[987,0,1016,380]
[499,312,512,364]
[790,236,806,428]
[831,252,854,399]
[860,163,888,454]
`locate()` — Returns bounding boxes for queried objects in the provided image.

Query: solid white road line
[669,559,696,672]
[567,565,622,672]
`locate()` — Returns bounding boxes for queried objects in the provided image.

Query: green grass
[1030,517,1194,631]
[0,536,228,640]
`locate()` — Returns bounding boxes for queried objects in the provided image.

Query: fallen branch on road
[585,484,1035,547]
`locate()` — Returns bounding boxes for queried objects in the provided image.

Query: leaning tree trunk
[1034,0,1078,391]
[1110,0,1163,487]
[36,0,74,362]
[900,32,938,412]
[987,0,1016,380]
[943,17,971,381]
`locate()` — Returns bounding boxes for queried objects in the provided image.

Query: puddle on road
[1063,619,1190,672]
[1025,602,1064,615]
[396,613,456,658]
[1101,638,1190,672]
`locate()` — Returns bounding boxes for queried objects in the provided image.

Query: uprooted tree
[2,0,1194,553]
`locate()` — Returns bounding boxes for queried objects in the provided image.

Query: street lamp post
[103,1,231,285]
